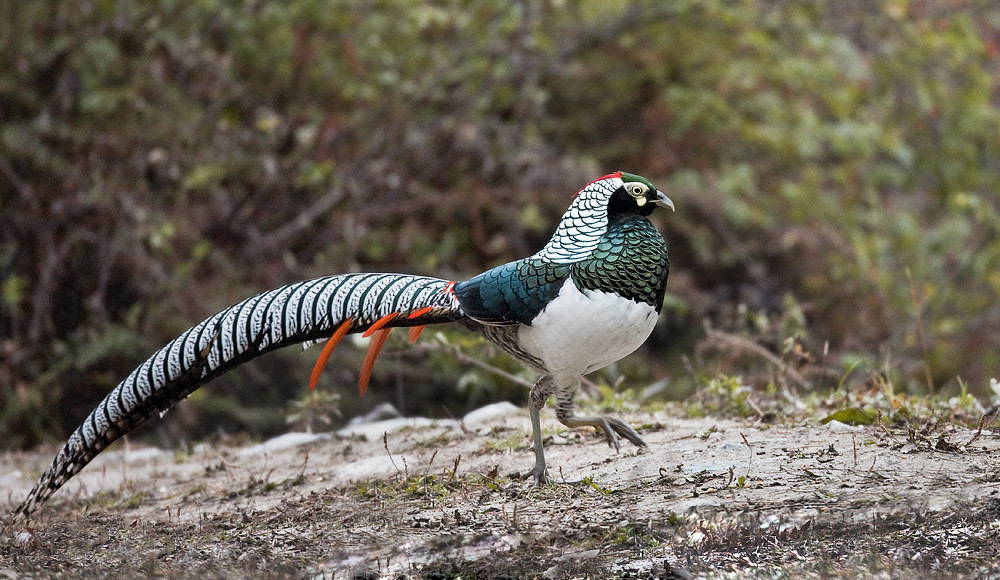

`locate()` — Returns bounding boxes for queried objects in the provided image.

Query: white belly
[517,278,659,384]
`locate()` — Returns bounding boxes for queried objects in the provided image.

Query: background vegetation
[2,0,999,450]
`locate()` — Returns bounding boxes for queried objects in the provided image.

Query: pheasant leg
[554,385,647,451]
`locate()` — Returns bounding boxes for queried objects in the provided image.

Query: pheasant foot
[558,415,648,451]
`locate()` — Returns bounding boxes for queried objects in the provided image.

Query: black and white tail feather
[10,273,461,523]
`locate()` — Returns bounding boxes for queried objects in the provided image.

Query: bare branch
[252,186,346,251]
[700,321,810,389]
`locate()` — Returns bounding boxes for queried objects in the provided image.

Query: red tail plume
[408,325,427,342]
[358,328,392,396]
[309,318,353,391]
[362,312,400,338]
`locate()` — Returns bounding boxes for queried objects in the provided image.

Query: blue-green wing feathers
[454,259,570,325]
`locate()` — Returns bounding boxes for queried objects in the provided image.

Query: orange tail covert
[309,318,354,391]
[358,328,392,396]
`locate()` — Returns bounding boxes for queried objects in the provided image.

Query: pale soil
[2,403,999,579]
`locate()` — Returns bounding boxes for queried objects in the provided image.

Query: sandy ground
[2,403,1000,578]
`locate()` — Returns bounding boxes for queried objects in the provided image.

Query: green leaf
[821,408,877,426]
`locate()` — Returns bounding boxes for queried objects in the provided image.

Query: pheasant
[9,171,673,522]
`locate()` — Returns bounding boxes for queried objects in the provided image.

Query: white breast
[517,278,659,385]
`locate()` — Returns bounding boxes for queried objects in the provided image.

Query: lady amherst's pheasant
[10,171,674,521]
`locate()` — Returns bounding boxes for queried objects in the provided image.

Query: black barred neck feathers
[535,171,669,265]
[535,172,624,264]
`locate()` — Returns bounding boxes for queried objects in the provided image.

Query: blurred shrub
[2,0,999,448]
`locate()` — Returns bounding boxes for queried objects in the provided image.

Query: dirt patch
[3,405,1000,578]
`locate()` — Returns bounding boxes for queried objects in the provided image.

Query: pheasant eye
[629,184,646,197]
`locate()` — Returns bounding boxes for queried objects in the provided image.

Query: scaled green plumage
[572,214,669,309]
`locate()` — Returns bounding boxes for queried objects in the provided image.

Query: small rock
[347,402,401,426]
[336,417,457,440]
[826,419,862,432]
[15,531,38,551]
[238,432,331,456]
[463,402,521,425]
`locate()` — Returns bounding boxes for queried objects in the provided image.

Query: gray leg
[526,376,556,486]
[554,383,647,451]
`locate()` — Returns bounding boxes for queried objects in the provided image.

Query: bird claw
[522,467,580,487]
[559,414,647,451]
[597,417,622,451]
[519,463,553,487]
[530,470,558,487]
[601,415,647,450]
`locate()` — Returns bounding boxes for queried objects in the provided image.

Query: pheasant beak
[654,191,675,212]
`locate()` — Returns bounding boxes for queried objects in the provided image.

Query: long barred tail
[10,273,463,522]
